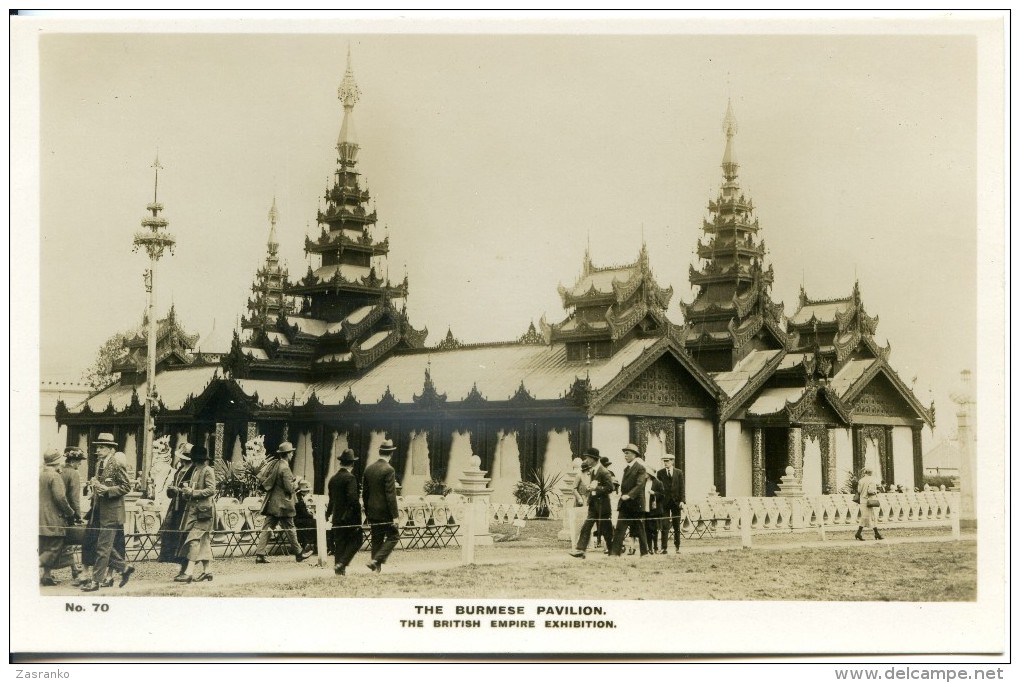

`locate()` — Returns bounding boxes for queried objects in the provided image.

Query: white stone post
[950,492,961,540]
[312,493,329,567]
[455,454,493,549]
[950,370,976,527]
[461,498,476,565]
[557,458,582,543]
[739,498,752,548]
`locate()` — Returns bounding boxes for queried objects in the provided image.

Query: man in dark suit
[326,449,363,576]
[79,434,134,592]
[362,439,400,573]
[568,448,614,559]
[656,453,684,553]
[609,443,649,557]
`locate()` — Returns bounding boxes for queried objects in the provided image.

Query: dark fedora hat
[600,456,612,468]
[581,447,600,460]
[338,448,358,465]
[189,445,209,462]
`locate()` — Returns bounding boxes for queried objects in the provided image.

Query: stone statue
[147,434,174,510]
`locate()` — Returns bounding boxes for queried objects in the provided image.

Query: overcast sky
[25,21,993,448]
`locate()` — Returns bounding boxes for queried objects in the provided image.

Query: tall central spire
[337,45,361,155]
[721,99,739,180]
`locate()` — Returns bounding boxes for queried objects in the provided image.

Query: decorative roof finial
[721,98,739,179]
[267,196,280,253]
[338,44,361,109]
[152,152,162,204]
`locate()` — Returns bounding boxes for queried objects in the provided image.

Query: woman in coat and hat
[158,442,195,579]
[40,448,75,586]
[855,466,883,541]
[174,445,216,582]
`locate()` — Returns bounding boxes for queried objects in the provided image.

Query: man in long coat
[609,443,649,557]
[326,449,363,576]
[254,442,312,563]
[656,453,684,553]
[568,448,614,559]
[40,448,75,586]
[79,434,134,592]
[57,447,86,582]
[362,439,400,573]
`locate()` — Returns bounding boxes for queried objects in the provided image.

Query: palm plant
[512,468,563,518]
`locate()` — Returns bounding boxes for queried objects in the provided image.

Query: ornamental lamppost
[132,156,175,481]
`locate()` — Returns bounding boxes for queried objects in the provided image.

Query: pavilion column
[884,426,895,486]
[713,420,726,496]
[246,421,259,441]
[214,422,225,463]
[788,426,803,481]
[825,428,837,494]
[911,425,924,489]
[751,427,765,497]
[851,425,864,476]
[675,420,686,479]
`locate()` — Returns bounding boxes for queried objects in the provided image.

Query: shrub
[423,478,452,496]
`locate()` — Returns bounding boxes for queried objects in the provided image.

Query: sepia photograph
[11,11,1008,666]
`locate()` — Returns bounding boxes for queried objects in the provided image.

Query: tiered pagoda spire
[291,48,406,309]
[551,242,673,360]
[681,100,785,371]
[241,197,293,332]
[223,49,426,381]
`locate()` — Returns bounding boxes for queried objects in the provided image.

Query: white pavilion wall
[802,434,823,496]
[292,431,314,483]
[542,429,575,484]
[863,433,882,481]
[443,431,474,489]
[400,431,430,497]
[833,428,853,491]
[892,426,916,489]
[123,432,138,477]
[685,418,715,499]
[490,430,522,503]
[592,415,630,483]
[324,432,349,489]
[725,422,752,497]
[363,430,388,469]
[639,428,666,472]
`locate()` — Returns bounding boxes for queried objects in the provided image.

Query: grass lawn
[59,520,975,601]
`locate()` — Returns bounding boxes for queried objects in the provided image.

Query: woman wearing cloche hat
[174,445,217,582]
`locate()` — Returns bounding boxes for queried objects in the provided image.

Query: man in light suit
[362,439,400,573]
[609,443,649,557]
[656,453,684,553]
[79,433,134,592]
[569,448,614,559]
[254,442,313,563]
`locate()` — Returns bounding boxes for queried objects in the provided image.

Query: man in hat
[326,449,363,576]
[568,448,614,559]
[40,448,75,586]
[58,447,87,582]
[80,433,134,592]
[293,477,317,554]
[254,441,312,563]
[656,453,684,553]
[362,439,400,573]
[609,443,649,557]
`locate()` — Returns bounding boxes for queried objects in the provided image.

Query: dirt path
[42,531,972,597]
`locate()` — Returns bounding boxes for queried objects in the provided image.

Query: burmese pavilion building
[56,57,934,503]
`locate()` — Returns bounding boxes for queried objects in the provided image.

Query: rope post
[461,498,476,565]
[951,496,961,540]
[739,498,752,548]
[312,494,329,568]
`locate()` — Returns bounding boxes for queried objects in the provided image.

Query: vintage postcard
[10,12,1007,664]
